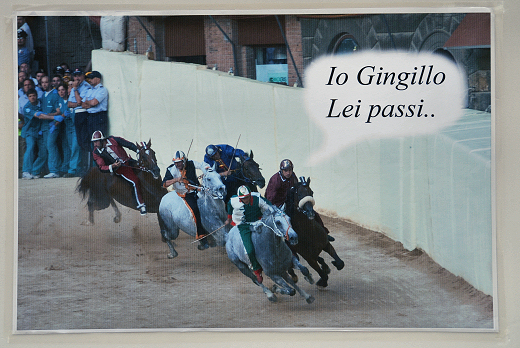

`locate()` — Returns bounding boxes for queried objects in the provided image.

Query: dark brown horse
[285,177,344,287]
[77,140,167,225]
[223,151,265,202]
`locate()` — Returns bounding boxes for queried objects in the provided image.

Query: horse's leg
[306,257,329,288]
[317,256,331,275]
[111,200,122,223]
[206,233,217,247]
[87,201,95,225]
[228,253,277,302]
[323,243,345,270]
[165,240,178,259]
[80,201,96,226]
[288,267,298,283]
[157,213,179,259]
[282,272,315,304]
[292,254,314,284]
[270,275,296,296]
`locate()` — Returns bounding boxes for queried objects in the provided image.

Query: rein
[227,160,260,185]
[227,168,253,184]
[132,144,160,176]
[193,170,224,198]
[258,211,291,241]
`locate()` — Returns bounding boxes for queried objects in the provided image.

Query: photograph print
[16,11,494,331]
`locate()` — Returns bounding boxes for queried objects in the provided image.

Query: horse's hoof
[197,243,209,250]
[291,275,298,283]
[331,260,344,271]
[207,236,217,247]
[306,296,315,304]
[167,251,178,259]
[304,275,315,284]
[81,220,94,226]
[267,294,278,303]
[113,216,121,223]
[316,278,328,288]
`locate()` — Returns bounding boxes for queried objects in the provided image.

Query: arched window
[332,34,360,55]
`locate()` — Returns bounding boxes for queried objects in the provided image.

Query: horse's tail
[76,173,90,201]
[76,168,112,210]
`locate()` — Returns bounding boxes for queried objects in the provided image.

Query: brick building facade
[126,15,305,87]
[123,13,489,109]
[21,13,490,111]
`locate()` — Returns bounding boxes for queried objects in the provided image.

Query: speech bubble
[304,51,467,166]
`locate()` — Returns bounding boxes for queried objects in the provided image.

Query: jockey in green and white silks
[226,185,273,283]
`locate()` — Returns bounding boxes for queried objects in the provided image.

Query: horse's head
[136,139,161,180]
[262,206,298,245]
[237,151,265,188]
[200,164,226,200]
[290,177,316,220]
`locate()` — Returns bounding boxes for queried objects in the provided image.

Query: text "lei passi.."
[325,65,446,123]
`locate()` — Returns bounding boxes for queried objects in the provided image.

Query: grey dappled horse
[226,206,315,304]
[158,164,229,258]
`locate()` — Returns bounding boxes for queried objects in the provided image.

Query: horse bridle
[227,157,262,186]
[294,179,316,213]
[196,168,225,199]
[134,143,159,177]
[260,210,292,241]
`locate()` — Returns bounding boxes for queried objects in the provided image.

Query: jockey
[265,159,334,242]
[91,130,147,215]
[226,185,273,284]
[265,159,297,208]
[204,144,247,201]
[162,151,213,250]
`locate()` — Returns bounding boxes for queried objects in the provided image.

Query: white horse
[226,205,315,304]
[158,164,229,259]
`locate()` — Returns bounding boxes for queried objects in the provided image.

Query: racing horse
[77,140,167,225]
[285,177,345,288]
[226,205,315,304]
[223,151,265,202]
[158,164,229,258]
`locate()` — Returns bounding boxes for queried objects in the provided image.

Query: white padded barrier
[92,49,493,295]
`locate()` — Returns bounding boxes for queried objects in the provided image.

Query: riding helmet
[91,130,106,141]
[280,159,293,171]
[173,150,186,163]
[205,144,219,158]
[237,185,251,198]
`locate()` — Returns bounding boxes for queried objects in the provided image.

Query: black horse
[285,177,344,287]
[77,140,167,225]
[222,151,265,202]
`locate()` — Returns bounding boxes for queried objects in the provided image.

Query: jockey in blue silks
[204,144,248,201]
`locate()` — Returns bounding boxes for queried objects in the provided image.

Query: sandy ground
[16,177,493,332]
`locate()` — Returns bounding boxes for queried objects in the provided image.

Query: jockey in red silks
[91,130,147,215]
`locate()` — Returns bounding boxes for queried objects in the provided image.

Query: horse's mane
[285,181,303,218]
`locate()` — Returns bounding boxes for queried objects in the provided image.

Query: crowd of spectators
[17,17,109,179]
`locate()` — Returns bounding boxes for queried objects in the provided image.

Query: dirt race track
[16,177,493,331]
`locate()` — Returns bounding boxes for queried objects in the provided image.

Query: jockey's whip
[191,224,227,243]
[186,138,194,159]
[228,134,241,169]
